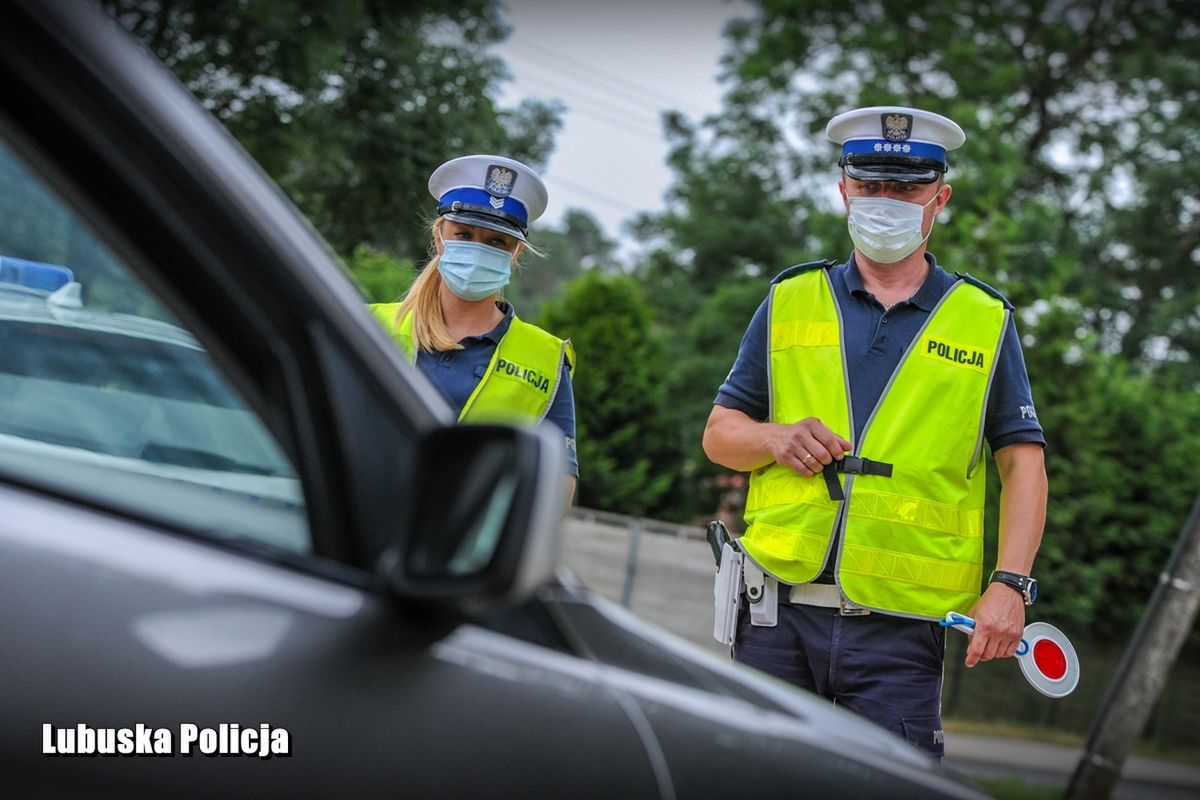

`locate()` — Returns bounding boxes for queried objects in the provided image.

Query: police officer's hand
[768,417,852,477]
[964,583,1026,667]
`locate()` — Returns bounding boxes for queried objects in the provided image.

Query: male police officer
[702,106,1047,757]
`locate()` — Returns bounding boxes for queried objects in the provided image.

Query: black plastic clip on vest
[821,456,894,501]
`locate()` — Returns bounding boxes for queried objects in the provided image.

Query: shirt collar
[475,300,514,344]
[845,252,944,312]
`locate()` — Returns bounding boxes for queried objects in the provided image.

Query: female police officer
[371,155,578,503]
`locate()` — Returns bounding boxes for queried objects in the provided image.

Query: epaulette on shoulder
[771,259,838,286]
[955,271,1014,310]
[563,339,576,375]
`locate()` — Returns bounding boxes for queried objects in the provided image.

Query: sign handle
[940,611,1080,698]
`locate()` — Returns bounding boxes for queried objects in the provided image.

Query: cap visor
[844,164,942,184]
[441,211,526,241]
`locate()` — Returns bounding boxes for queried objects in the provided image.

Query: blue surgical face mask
[437,240,513,301]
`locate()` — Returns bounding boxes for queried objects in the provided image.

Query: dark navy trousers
[733,601,947,757]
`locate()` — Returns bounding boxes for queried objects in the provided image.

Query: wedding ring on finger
[802,452,816,464]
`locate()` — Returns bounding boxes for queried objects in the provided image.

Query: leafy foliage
[537,273,680,516]
[102,0,563,263]
[505,210,615,320]
[344,244,414,304]
[1017,304,1200,635]
[658,277,770,521]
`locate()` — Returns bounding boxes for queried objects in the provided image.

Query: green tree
[504,209,616,320]
[1015,303,1200,636]
[102,0,563,263]
[537,273,679,516]
[659,277,770,522]
[344,244,414,304]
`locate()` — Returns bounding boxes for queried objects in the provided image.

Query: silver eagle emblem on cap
[484,165,516,199]
[882,113,913,141]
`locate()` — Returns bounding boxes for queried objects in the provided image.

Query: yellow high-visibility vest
[369,303,574,426]
[741,265,1010,619]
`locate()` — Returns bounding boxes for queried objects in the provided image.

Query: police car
[0,3,986,798]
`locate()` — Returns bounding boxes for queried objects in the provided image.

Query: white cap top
[428,154,549,241]
[826,106,965,183]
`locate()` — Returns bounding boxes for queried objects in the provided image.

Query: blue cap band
[841,139,946,163]
[437,188,529,225]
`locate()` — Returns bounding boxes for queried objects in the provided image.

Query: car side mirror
[380,423,564,605]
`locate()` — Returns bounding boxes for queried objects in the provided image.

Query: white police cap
[428,154,549,241]
[826,106,965,183]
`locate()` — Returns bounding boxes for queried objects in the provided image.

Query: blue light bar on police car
[0,256,74,292]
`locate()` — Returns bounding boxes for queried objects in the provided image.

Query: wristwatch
[989,570,1038,606]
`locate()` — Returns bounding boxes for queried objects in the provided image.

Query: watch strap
[989,570,1035,604]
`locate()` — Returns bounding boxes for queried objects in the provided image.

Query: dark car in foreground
[0,3,987,797]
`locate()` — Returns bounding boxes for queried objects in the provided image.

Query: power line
[509,34,706,113]
[510,77,664,142]
[505,47,706,120]
[508,62,664,130]
[508,35,710,118]
[510,79,663,140]
[545,173,646,215]
[563,105,662,143]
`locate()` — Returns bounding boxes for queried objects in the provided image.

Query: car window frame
[0,1,450,580]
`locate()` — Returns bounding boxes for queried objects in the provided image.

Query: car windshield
[0,138,308,553]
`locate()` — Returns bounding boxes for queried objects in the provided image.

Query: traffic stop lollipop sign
[1018,621,1080,697]
[941,612,1080,698]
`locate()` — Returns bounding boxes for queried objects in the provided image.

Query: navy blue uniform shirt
[417,301,578,477]
[715,253,1044,579]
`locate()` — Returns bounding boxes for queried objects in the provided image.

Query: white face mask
[847,194,938,264]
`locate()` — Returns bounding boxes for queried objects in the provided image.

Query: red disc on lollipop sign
[1018,622,1080,698]
[1033,639,1067,679]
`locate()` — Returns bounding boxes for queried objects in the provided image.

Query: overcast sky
[493,0,753,243]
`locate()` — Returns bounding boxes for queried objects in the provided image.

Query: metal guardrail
[566,506,708,541]
[559,506,727,655]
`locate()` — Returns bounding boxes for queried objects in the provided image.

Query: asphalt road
[946,733,1200,799]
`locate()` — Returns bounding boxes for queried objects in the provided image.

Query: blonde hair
[396,217,539,353]
[396,218,455,352]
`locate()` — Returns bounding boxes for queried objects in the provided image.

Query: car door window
[0,137,308,553]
